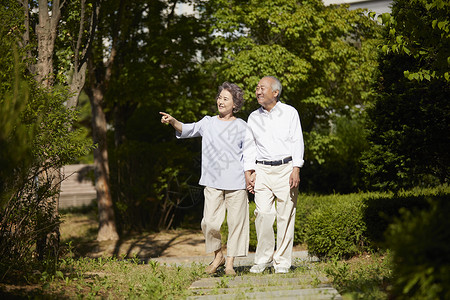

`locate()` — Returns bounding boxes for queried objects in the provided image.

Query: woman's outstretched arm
[160,112,182,133]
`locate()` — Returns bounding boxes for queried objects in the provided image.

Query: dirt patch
[61,213,207,259]
[85,229,207,259]
[60,212,305,260]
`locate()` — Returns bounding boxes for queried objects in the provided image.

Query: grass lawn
[0,210,393,299]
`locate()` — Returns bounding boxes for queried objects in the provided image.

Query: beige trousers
[253,162,298,269]
[201,187,249,257]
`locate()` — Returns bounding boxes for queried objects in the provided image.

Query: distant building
[323,0,392,15]
[176,1,392,17]
[60,164,96,209]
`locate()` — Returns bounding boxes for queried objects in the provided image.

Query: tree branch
[38,0,49,23]
[105,0,125,86]
[18,0,33,68]
[51,0,62,31]
[79,0,100,70]
[74,0,86,70]
[167,0,178,28]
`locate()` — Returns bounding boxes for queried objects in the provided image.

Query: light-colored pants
[201,187,249,257]
[254,162,298,268]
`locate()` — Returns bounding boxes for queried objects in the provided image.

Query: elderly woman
[160,82,249,276]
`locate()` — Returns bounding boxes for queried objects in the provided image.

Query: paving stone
[189,274,329,289]
[151,251,341,299]
[152,251,318,266]
[188,269,342,299]
[188,287,342,299]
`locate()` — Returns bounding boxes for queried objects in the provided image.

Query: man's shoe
[249,262,271,274]
[274,266,289,274]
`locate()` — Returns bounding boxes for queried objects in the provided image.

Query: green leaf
[403,46,410,55]
[381,13,391,25]
[432,19,438,29]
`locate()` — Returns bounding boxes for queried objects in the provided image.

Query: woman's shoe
[205,257,226,274]
[225,267,236,276]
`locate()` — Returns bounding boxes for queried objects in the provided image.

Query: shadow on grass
[113,230,205,263]
[62,218,205,262]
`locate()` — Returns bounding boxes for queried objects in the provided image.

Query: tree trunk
[84,0,124,241]
[35,0,62,87]
[32,0,63,260]
[35,166,62,261]
[87,61,119,242]
[18,0,101,255]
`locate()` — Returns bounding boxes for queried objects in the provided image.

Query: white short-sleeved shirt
[176,116,247,190]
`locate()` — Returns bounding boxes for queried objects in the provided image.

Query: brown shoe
[225,267,236,276]
[205,257,225,274]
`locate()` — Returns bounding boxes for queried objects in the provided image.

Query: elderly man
[244,76,304,274]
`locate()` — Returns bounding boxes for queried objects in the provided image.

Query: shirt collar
[260,101,281,115]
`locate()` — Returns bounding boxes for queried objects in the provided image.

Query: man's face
[255,77,278,109]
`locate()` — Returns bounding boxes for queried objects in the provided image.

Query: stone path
[152,251,342,299]
[188,274,341,299]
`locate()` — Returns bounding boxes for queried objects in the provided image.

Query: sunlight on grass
[2,202,397,298]
[324,252,393,300]
[45,255,206,299]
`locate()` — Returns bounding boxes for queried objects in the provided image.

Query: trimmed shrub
[295,194,322,245]
[223,187,448,262]
[304,194,368,259]
[363,186,449,248]
[249,202,257,251]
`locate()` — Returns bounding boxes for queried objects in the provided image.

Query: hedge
[221,185,449,261]
[219,185,450,298]
[385,189,450,299]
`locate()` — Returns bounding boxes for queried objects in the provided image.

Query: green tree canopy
[201,0,381,192]
[379,0,449,82]
[362,0,450,190]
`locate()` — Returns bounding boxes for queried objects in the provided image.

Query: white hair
[265,76,282,101]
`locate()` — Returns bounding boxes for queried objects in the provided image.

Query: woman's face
[217,89,235,116]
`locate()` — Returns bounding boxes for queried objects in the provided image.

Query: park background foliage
[0,1,92,279]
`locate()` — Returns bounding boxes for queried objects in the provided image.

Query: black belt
[256,156,292,166]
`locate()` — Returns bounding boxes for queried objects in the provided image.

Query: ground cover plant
[2,254,206,299]
[2,187,448,299]
[0,238,392,299]
[325,252,393,300]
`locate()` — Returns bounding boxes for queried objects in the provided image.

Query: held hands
[245,170,256,194]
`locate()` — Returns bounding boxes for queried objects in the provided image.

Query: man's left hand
[289,167,300,189]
